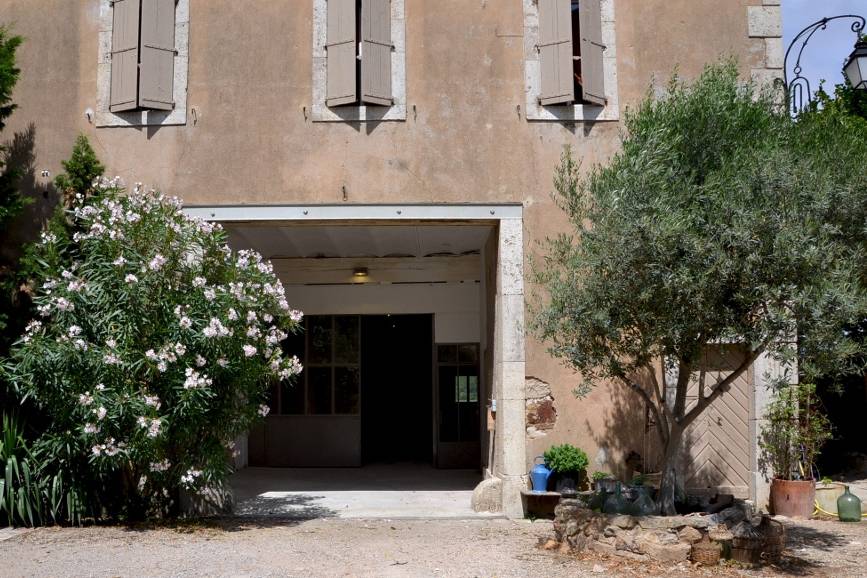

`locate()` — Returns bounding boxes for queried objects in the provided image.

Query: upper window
[311,0,406,122]
[524,0,619,121]
[326,0,392,107]
[96,0,189,127]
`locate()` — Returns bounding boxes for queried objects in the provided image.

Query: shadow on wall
[1,123,60,264]
[585,370,662,482]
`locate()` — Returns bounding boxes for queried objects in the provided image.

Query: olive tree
[533,62,867,515]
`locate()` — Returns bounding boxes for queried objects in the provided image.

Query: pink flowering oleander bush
[6,181,303,519]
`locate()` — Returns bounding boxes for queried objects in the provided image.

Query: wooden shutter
[109,0,141,112]
[361,0,392,106]
[579,0,606,106]
[326,0,358,107]
[138,0,176,110]
[538,0,574,106]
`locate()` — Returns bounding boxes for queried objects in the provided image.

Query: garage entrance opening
[362,314,433,464]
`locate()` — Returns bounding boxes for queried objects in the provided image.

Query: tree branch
[619,376,669,445]
[673,359,692,420]
[681,343,767,428]
[648,362,672,432]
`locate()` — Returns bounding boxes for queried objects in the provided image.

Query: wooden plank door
[683,346,753,498]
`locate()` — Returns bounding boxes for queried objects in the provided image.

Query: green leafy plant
[591,471,609,482]
[0,413,41,526]
[631,473,646,486]
[53,134,105,205]
[543,444,589,475]
[2,136,104,364]
[759,383,832,481]
[7,182,304,520]
[0,413,87,527]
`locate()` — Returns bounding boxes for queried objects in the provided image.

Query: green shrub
[0,413,84,527]
[53,134,105,204]
[591,471,609,482]
[6,182,303,519]
[543,444,589,475]
[759,383,832,481]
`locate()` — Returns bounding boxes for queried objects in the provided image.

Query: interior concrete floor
[231,463,502,519]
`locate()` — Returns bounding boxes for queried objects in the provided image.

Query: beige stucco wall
[2,0,777,482]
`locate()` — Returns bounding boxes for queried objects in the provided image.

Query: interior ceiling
[224,224,494,259]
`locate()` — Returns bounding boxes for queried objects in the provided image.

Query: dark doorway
[817,373,867,478]
[361,314,433,464]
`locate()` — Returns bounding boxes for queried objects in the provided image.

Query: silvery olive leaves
[7,181,303,516]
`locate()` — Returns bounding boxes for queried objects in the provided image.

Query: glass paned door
[436,343,481,468]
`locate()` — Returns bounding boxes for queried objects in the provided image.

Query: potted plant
[759,383,832,518]
[543,444,589,494]
[591,471,616,492]
[814,477,846,518]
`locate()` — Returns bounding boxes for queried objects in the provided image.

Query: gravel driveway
[2,517,866,577]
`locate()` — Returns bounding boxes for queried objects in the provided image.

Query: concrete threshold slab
[235,490,503,519]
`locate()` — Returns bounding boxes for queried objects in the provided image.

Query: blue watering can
[530,456,551,493]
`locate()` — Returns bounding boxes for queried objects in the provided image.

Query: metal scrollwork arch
[783,15,866,115]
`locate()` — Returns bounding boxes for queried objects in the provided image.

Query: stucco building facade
[3,0,783,516]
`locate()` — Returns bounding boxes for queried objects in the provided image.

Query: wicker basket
[731,520,764,566]
[691,536,721,566]
[708,526,734,559]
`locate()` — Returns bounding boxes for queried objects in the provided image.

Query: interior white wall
[281,282,481,343]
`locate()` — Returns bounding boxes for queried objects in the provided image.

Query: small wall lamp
[353,267,369,279]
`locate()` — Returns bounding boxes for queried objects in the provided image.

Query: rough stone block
[708,506,746,528]
[525,376,551,399]
[471,477,503,513]
[590,539,617,555]
[567,533,589,551]
[764,37,784,69]
[642,540,691,562]
[609,515,637,529]
[748,6,782,38]
[678,526,704,544]
[638,532,691,562]
[638,515,710,530]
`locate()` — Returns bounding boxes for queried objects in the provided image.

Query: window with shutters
[95,0,189,127]
[312,0,406,122]
[524,0,619,121]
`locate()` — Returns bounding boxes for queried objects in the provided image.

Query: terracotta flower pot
[770,478,815,519]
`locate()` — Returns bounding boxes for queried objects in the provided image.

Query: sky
[783,0,865,96]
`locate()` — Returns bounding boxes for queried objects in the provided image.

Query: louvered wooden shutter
[326,0,358,107]
[110,0,141,112]
[538,0,574,106]
[138,0,176,110]
[361,0,392,106]
[579,0,606,105]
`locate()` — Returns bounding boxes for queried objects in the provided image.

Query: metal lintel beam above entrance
[183,204,523,222]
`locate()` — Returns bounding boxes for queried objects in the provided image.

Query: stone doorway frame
[184,203,527,517]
